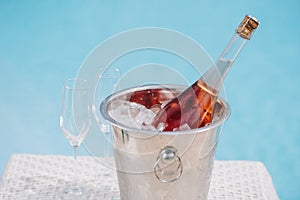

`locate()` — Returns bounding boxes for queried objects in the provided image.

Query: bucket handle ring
[154,146,183,183]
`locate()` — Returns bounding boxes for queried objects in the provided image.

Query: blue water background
[0,1,299,199]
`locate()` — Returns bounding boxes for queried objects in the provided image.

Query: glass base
[60,184,94,199]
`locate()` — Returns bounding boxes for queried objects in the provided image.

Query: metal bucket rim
[100,84,231,136]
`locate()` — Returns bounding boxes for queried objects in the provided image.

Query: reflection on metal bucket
[100,85,230,200]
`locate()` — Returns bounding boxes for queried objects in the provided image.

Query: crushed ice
[108,100,157,131]
[108,100,192,132]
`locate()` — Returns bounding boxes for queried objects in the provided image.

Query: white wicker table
[0,154,278,200]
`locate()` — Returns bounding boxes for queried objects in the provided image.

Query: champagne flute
[60,78,92,197]
[94,68,120,157]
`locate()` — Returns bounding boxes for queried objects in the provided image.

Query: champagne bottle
[151,15,259,131]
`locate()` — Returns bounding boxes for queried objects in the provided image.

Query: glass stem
[73,146,78,161]
[105,132,110,157]
[73,146,79,188]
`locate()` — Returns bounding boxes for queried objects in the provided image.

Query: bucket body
[100,84,230,200]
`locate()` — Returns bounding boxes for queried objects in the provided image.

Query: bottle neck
[200,33,248,92]
[219,33,247,63]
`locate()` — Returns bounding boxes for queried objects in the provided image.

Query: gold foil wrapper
[236,15,259,40]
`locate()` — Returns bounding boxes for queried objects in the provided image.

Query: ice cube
[135,106,155,125]
[108,100,156,129]
[173,123,191,132]
[156,123,165,132]
[141,124,157,131]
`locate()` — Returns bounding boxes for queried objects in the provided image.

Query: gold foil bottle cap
[236,15,259,40]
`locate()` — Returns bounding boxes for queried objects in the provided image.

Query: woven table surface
[0,154,278,200]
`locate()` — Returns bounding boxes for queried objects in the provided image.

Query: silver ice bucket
[100,84,230,200]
